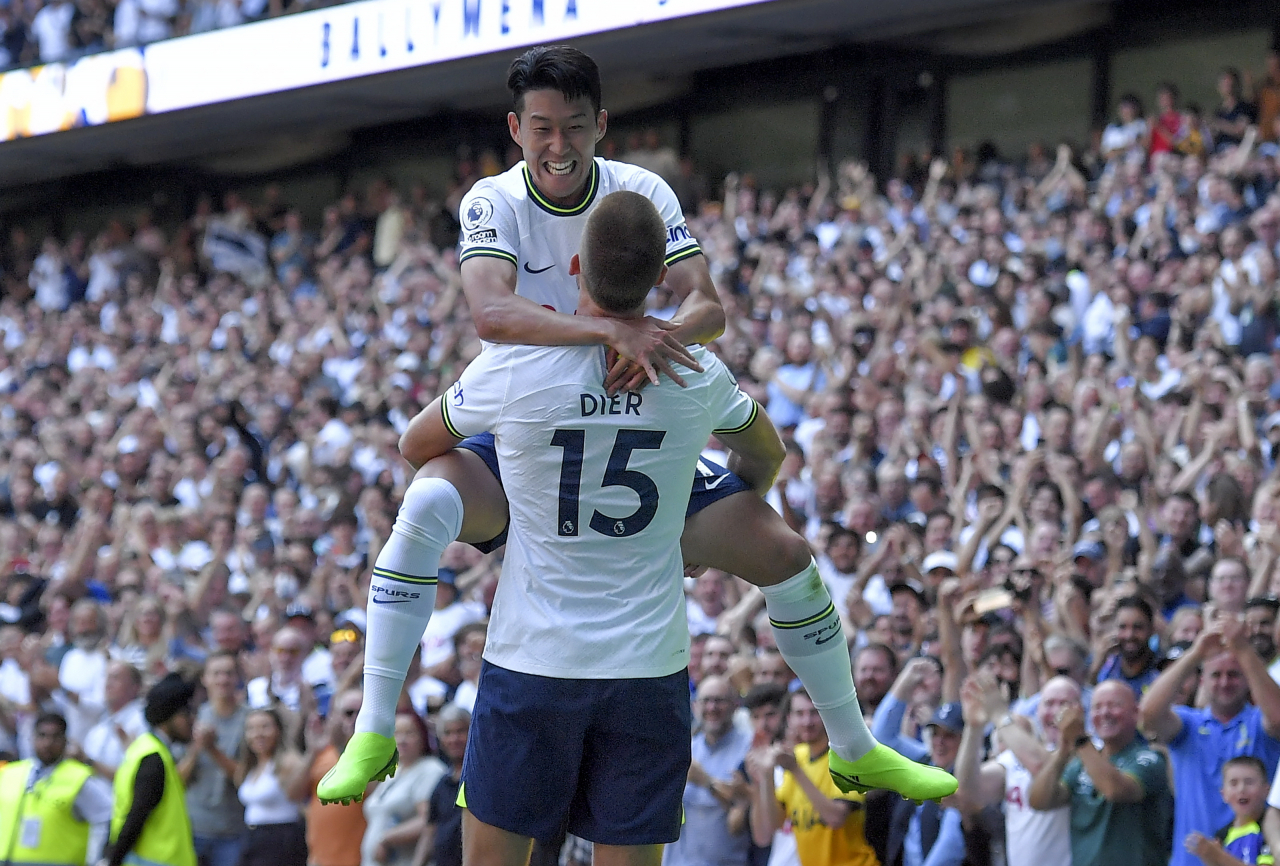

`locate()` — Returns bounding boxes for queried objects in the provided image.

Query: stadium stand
[2,1,1280,864]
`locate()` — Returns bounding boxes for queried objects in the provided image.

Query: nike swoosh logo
[703,475,727,490]
[815,632,840,645]
[371,598,412,605]
[524,262,554,274]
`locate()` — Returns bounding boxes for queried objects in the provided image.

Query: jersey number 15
[550,428,666,538]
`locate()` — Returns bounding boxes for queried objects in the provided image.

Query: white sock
[355,477,464,737]
[760,559,877,761]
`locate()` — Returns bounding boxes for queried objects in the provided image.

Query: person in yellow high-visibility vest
[0,711,114,866]
[102,673,198,866]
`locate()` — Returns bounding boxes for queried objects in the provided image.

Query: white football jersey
[995,750,1071,866]
[457,158,702,315]
[441,343,757,679]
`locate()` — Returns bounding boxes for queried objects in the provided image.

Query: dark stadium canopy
[2,0,1103,188]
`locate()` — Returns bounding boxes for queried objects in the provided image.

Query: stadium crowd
[2,49,1280,866]
[0,0,355,68]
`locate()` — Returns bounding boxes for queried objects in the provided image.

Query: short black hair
[34,712,67,736]
[743,683,788,712]
[1115,595,1155,623]
[975,483,1006,503]
[1246,596,1280,614]
[579,191,667,313]
[507,45,602,115]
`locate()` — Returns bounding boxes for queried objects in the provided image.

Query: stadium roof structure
[0,0,1108,189]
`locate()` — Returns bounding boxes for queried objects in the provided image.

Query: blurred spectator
[304,686,366,866]
[665,675,752,866]
[1212,67,1258,152]
[180,651,249,866]
[77,659,146,778]
[56,599,109,747]
[30,0,72,61]
[411,704,470,866]
[361,712,445,866]
[113,0,178,47]
[748,689,876,866]
[236,708,308,866]
[247,626,308,711]
[1258,51,1280,143]
[1029,681,1173,866]
[1093,596,1160,698]
[1140,617,1280,866]
[853,643,897,717]
[875,702,966,866]
[956,673,1076,866]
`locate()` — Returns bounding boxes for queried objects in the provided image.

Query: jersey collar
[523,160,600,217]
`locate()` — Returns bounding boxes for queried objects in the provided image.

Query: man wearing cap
[1093,596,1160,699]
[1070,540,1107,589]
[283,603,333,689]
[873,702,967,866]
[105,672,198,866]
[0,712,113,866]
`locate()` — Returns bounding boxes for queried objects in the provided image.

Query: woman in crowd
[236,707,310,866]
[410,705,470,866]
[361,711,447,866]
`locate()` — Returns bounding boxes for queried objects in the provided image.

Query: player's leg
[320,443,509,804]
[568,672,689,858]
[462,813,534,866]
[591,845,663,866]
[682,477,956,801]
[461,662,590,866]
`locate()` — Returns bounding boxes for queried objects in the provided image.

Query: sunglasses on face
[330,629,361,645]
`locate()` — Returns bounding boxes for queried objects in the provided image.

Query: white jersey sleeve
[693,347,759,434]
[457,179,519,269]
[610,161,702,267]
[439,349,512,439]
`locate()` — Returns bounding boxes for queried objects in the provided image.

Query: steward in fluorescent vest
[0,712,114,866]
[104,673,198,866]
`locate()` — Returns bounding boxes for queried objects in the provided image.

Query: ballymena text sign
[0,0,779,144]
[146,0,779,112]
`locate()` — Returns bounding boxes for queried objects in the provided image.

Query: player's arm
[399,397,465,471]
[715,402,785,496]
[462,257,699,386]
[663,254,726,347]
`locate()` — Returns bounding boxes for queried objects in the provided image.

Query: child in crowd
[1184,757,1274,866]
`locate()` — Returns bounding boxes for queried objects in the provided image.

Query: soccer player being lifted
[318,45,956,808]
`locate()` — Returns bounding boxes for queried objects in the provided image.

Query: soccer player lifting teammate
[317,45,956,809]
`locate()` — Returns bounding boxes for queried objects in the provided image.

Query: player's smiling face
[509,89,606,206]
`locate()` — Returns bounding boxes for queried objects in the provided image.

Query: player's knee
[775,529,814,577]
[397,476,465,541]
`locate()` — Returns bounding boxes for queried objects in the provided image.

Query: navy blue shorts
[455,433,751,553]
[459,661,692,844]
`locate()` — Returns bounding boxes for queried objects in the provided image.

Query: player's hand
[604,317,702,394]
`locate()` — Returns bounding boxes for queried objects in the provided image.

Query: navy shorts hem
[460,661,691,845]
[454,433,509,553]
